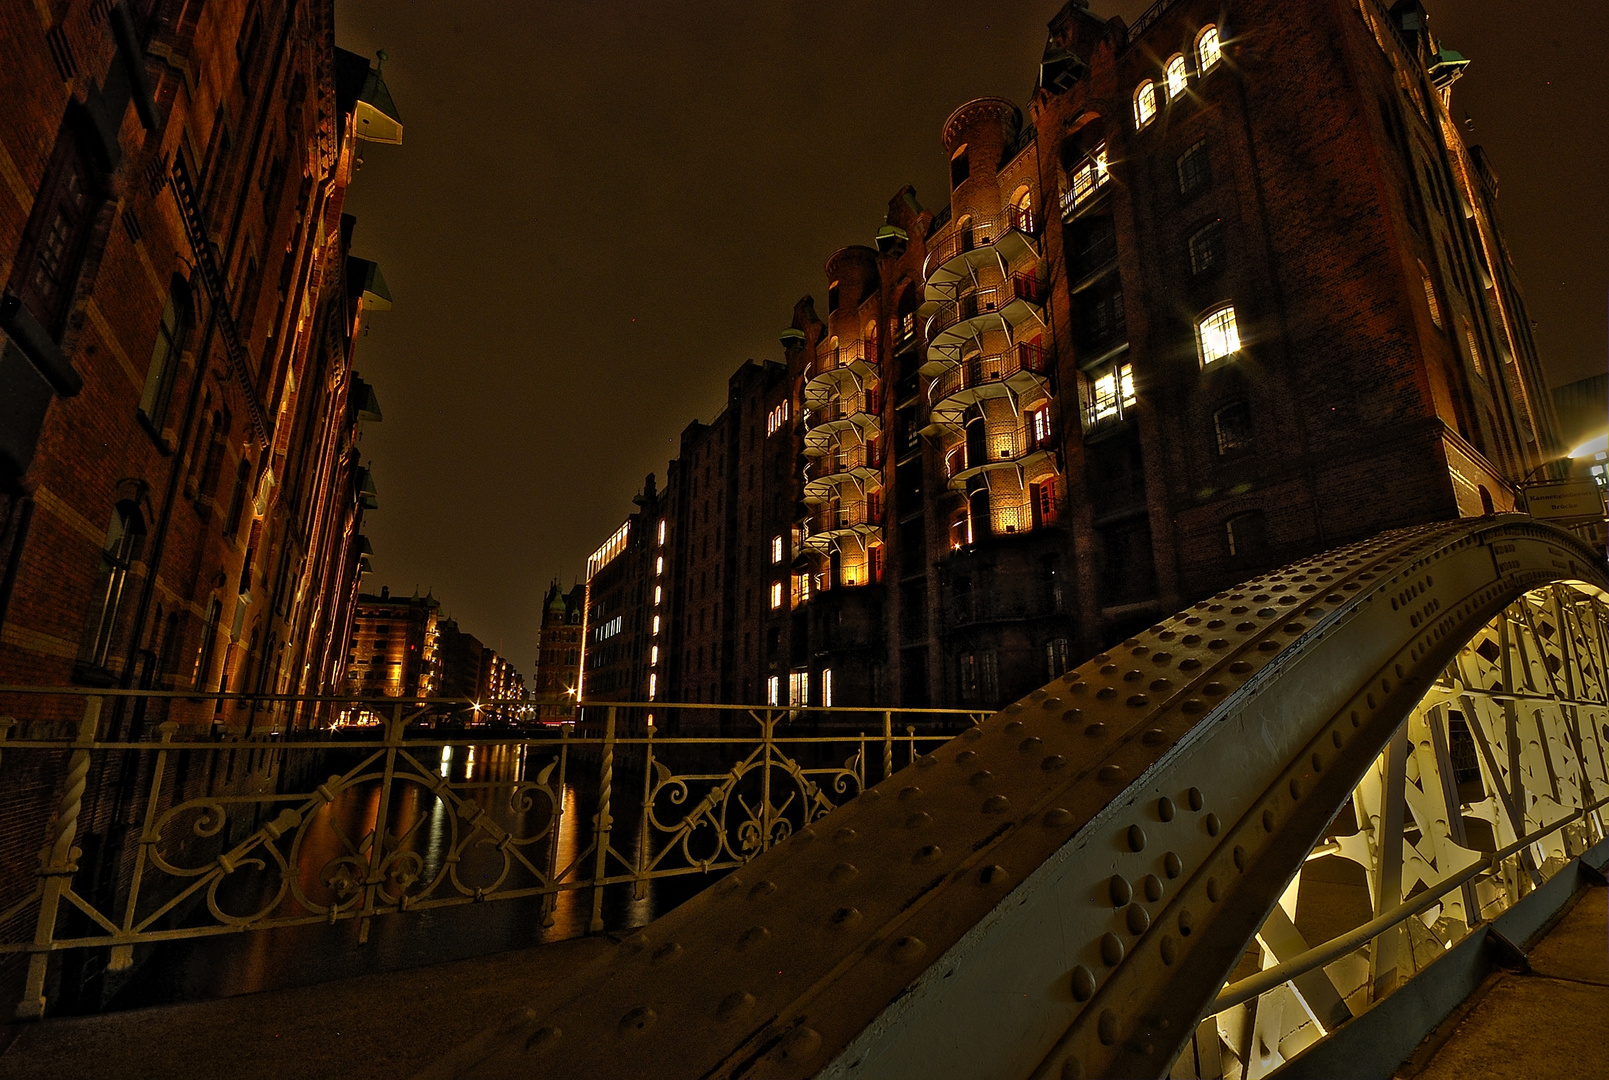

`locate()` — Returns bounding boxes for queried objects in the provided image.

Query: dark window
[1225,510,1267,558]
[1177,139,1211,197]
[194,598,222,689]
[14,136,97,336]
[1188,219,1224,275]
[81,503,145,669]
[1046,638,1071,678]
[950,145,970,188]
[827,280,840,313]
[225,459,252,535]
[1075,284,1126,354]
[1070,215,1117,280]
[1213,400,1253,455]
[958,652,978,701]
[979,650,999,703]
[1098,517,1156,606]
[139,282,191,428]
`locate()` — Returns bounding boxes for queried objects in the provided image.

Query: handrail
[926,205,1037,274]
[1208,791,1609,1015]
[927,274,1044,338]
[929,343,1050,403]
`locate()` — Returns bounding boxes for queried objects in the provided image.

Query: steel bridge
[412,515,1607,1080]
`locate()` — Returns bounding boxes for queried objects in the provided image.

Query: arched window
[1133,80,1157,128]
[82,502,145,670]
[1197,303,1240,366]
[1197,26,1222,72]
[1010,186,1035,234]
[1165,55,1188,99]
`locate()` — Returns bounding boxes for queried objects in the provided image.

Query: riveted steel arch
[416,516,1606,1080]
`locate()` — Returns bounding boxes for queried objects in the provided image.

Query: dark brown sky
[331,0,1607,670]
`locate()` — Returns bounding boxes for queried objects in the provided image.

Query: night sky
[330,0,1607,672]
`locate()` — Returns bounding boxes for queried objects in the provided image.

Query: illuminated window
[655,555,663,575]
[770,581,783,609]
[789,669,808,706]
[767,400,790,435]
[771,535,783,563]
[1197,26,1222,72]
[1088,363,1136,426]
[822,667,834,707]
[652,614,661,635]
[653,584,662,605]
[650,645,659,665]
[1464,324,1486,379]
[1420,261,1443,328]
[1197,304,1240,366]
[1068,143,1110,208]
[1133,80,1157,128]
[1165,55,1188,98]
[648,673,657,700]
[767,675,780,706]
[657,518,666,544]
[1031,404,1052,445]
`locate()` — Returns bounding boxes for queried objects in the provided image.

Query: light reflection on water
[109,742,677,1011]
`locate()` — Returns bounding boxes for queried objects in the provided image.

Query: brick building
[436,613,524,718]
[344,586,440,705]
[0,1,401,1005]
[580,0,1559,721]
[531,578,583,722]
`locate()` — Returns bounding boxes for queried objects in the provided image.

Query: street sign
[1520,479,1607,522]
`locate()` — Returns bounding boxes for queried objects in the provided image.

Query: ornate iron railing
[0,690,983,1018]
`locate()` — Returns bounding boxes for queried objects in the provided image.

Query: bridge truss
[419,516,1607,1080]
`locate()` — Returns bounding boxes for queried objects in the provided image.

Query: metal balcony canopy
[354,377,383,422]
[348,257,393,311]
[356,56,404,144]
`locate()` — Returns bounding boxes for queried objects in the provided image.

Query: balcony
[924,341,1051,432]
[943,426,1059,491]
[924,273,1047,368]
[802,340,878,411]
[800,502,882,553]
[803,439,884,505]
[803,388,882,456]
[921,206,1040,305]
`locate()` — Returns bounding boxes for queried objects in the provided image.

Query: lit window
[648,673,657,700]
[771,535,783,563]
[789,670,808,706]
[767,675,780,706]
[1197,26,1222,72]
[1214,400,1253,455]
[1420,262,1443,328]
[650,645,659,665]
[1088,363,1136,425]
[770,581,783,609]
[655,555,663,575]
[653,584,662,605]
[1133,80,1157,128]
[1197,304,1240,366]
[1464,324,1486,380]
[1068,143,1110,208]
[652,614,660,635]
[822,667,834,707]
[657,519,666,544]
[1165,55,1188,98]
[1033,405,1051,444]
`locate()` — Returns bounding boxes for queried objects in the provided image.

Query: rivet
[525,1025,562,1053]
[1085,722,1107,738]
[1159,936,1177,965]
[1233,845,1247,871]
[1178,657,1201,670]
[792,827,817,845]
[778,1026,821,1063]
[1061,1055,1084,1079]
[969,770,993,787]
[651,942,682,964]
[1061,708,1084,725]
[1097,687,1118,700]
[1097,1008,1120,1045]
[1163,851,1182,878]
[619,1006,658,1035]
[982,794,1010,814]
[1109,874,1132,906]
[829,906,862,928]
[1043,808,1073,827]
[1126,903,1151,935]
[913,843,943,865]
[1208,639,1228,650]
[1070,964,1097,1001]
[1203,682,1226,695]
[1124,669,1143,682]
[1098,764,1125,783]
[716,991,755,1019]
[1149,678,1172,692]
[1005,703,1025,715]
[962,726,984,741]
[1127,824,1147,852]
[834,827,857,844]
[1068,682,1089,696]
[1142,727,1166,744]
[748,880,777,900]
[1229,661,1252,674]
[915,754,937,769]
[1206,877,1221,902]
[1204,813,1221,836]
[1262,808,1276,832]
[1157,796,1175,822]
[717,877,745,897]
[829,862,858,884]
[1288,778,1303,799]
[623,931,653,953]
[1257,640,1279,652]
[1178,909,1194,936]
[1041,754,1067,771]
[1182,699,1206,713]
[890,936,927,962]
[1127,694,1149,707]
[737,926,770,950]
[956,749,978,765]
[1019,736,1043,753]
[1100,932,1125,966]
[1141,874,1163,902]
[905,811,932,829]
[899,785,922,801]
[979,864,1008,886]
[1004,720,1025,734]
[1042,697,1063,710]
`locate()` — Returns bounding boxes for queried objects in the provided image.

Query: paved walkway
[1406,885,1608,1080]
[0,936,610,1080]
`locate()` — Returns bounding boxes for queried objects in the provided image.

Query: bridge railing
[0,688,985,1018]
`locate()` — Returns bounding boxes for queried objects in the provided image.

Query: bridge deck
[1405,885,1607,1080]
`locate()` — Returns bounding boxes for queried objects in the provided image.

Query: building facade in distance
[342,586,440,706]
[580,0,1560,724]
[531,579,584,723]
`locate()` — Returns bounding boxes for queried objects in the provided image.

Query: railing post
[588,706,616,934]
[16,695,101,1020]
[540,723,569,929]
[357,700,405,945]
[111,719,179,974]
[635,718,655,902]
[759,711,774,854]
[882,710,894,782]
[906,724,916,768]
